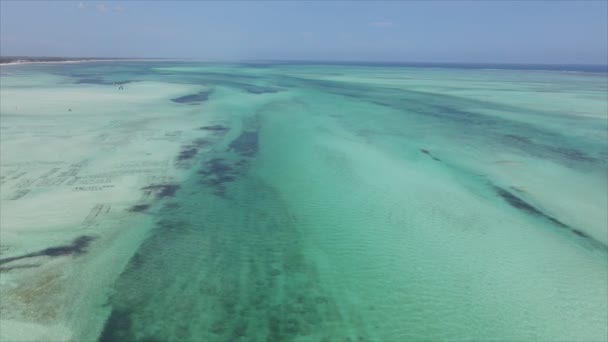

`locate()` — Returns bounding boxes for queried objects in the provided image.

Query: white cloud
[370,21,395,28]
[77,2,125,14]
[96,4,108,13]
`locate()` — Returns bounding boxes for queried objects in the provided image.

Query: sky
[1,1,607,64]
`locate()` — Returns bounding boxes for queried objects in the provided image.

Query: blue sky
[1,1,607,64]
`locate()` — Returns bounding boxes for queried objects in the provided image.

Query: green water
[1,62,607,341]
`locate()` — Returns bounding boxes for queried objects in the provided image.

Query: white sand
[0,77,217,341]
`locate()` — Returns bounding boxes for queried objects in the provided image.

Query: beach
[0,61,606,341]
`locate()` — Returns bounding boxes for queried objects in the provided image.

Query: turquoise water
[1,62,607,341]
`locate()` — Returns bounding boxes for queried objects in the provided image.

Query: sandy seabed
[0,69,220,340]
[0,62,607,341]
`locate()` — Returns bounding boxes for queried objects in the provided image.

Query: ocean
[0,61,607,341]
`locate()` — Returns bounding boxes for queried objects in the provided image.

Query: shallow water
[1,62,607,341]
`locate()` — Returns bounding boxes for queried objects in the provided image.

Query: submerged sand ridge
[1,62,607,341]
[0,72,228,340]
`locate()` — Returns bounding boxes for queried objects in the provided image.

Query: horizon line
[1,56,607,67]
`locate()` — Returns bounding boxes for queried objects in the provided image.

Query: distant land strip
[0,56,177,65]
[1,57,606,73]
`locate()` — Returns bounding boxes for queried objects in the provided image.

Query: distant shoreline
[1,56,114,64]
[0,57,178,65]
[1,59,119,66]
[1,57,606,73]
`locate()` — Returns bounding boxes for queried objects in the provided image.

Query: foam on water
[1,62,606,341]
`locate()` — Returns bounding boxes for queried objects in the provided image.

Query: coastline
[0,60,114,66]
[0,59,167,66]
[1,58,606,74]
